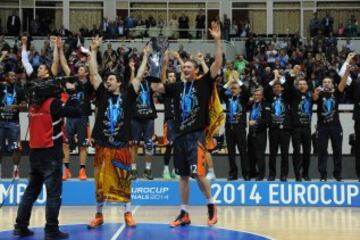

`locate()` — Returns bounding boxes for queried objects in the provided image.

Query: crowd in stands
[0,12,360,183]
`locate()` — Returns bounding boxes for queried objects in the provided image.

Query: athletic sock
[64,163,69,169]
[131,164,136,170]
[208,168,214,174]
[207,197,215,204]
[13,164,19,171]
[180,204,188,212]
[124,202,132,213]
[145,162,151,170]
[96,201,104,214]
[164,165,169,172]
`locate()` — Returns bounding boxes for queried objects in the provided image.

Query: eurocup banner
[1,180,359,207]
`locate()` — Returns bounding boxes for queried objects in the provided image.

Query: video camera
[26,76,79,106]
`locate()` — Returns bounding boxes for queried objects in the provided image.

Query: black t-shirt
[130,79,157,120]
[264,84,292,129]
[92,84,135,147]
[316,89,341,126]
[164,71,215,135]
[0,83,26,122]
[164,93,175,120]
[66,79,94,116]
[220,86,249,127]
[291,91,313,127]
[248,101,270,132]
[350,78,360,121]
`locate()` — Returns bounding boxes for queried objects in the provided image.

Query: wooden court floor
[1,205,359,240]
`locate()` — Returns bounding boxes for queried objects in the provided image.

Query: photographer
[14,74,81,240]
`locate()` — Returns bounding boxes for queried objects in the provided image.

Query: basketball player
[151,21,222,227]
[87,36,150,228]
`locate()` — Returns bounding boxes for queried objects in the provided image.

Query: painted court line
[110,205,140,240]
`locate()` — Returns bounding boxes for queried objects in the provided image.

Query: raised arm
[209,21,223,79]
[196,52,209,74]
[50,36,60,76]
[88,35,103,90]
[338,52,357,86]
[128,58,136,83]
[338,64,352,93]
[58,37,71,76]
[161,50,169,83]
[20,36,33,77]
[131,44,151,94]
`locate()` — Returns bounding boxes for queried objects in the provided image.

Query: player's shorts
[163,119,175,145]
[66,116,89,149]
[0,121,21,152]
[94,144,132,203]
[174,130,206,178]
[131,118,154,155]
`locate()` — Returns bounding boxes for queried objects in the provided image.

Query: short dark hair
[184,59,199,69]
[105,72,123,83]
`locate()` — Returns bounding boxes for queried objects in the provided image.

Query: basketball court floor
[1,204,360,239]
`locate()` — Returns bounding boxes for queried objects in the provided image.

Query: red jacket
[29,98,55,148]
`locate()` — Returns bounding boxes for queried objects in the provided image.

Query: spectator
[223,14,231,41]
[276,49,289,69]
[125,15,136,31]
[99,17,109,38]
[233,54,248,75]
[28,45,41,70]
[345,17,358,37]
[117,19,125,38]
[178,12,189,39]
[342,38,354,52]
[321,12,334,36]
[195,9,205,39]
[309,12,320,37]
[7,12,21,36]
[102,42,117,70]
[30,17,40,35]
[168,14,178,39]
[245,34,256,61]
[336,23,345,37]
[58,25,71,37]
[146,15,157,28]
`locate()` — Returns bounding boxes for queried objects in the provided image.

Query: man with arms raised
[151,22,222,227]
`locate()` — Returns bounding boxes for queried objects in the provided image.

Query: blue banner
[0,180,359,207]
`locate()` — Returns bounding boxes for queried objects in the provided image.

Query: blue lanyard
[4,85,16,106]
[229,96,239,122]
[107,94,122,136]
[250,103,260,121]
[274,95,283,117]
[181,81,194,120]
[139,81,150,106]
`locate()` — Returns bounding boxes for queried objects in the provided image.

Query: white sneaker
[13,168,20,180]
[87,146,96,155]
[162,169,172,180]
[206,171,216,181]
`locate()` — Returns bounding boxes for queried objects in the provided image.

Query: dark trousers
[15,145,63,233]
[355,121,360,178]
[317,124,343,178]
[268,128,291,178]
[292,127,312,178]
[248,130,267,179]
[225,125,249,178]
